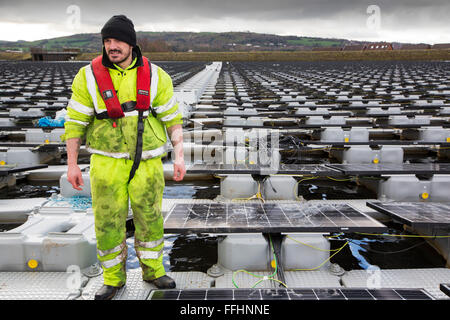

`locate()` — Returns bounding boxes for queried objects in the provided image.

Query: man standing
[62,15,185,300]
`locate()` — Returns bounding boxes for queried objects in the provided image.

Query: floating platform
[1,267,447,300]
[2,60,450,302]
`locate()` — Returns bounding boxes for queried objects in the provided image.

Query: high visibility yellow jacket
[62,48,183,160]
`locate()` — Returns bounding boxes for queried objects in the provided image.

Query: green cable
[232,234,283,289]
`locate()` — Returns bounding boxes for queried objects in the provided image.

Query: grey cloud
[1,0,449,23]
[0,0,449,42]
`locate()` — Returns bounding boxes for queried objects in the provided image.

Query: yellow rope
[286,235,342,252]
[355,232,450,238]
[291,241,349,271]
[232,181,265,203]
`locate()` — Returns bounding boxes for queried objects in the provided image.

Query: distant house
[365,43,393,50]
[30,47,79,61]
[62,47,81,53]
[400,43,431,50]
[431,43,450,49]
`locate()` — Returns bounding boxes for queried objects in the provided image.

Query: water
[0,180,60,199]
[329,221,447,270]
[163,180,220,200]
[126,179,220,272]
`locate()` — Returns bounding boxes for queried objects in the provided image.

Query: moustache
[108,50,122,54]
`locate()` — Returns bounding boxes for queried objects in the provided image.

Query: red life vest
[90,55,151,119]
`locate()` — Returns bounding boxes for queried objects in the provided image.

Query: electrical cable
[354,232,450,239]
[232,235,288,289]
[286,235,343,252]
[290,241,349,272]
[346,238,428,254]
[231,181,265,203]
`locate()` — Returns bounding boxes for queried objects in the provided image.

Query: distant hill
[0,31,358,53]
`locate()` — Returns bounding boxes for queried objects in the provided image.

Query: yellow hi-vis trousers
[90,153,166,287]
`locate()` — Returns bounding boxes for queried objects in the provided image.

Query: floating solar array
[149,287,434,300]
[194,61,450,144]
[367,202,450,228]
[326,163,450,175]
[187,163,341,176]
[298,140,450,146]
[163,202,387,233]
[186,163,450,176]
[0,61,209,131]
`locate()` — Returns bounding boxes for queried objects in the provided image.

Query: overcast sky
[0,0,449,44]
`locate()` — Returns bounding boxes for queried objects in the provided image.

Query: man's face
[104,38,132,64]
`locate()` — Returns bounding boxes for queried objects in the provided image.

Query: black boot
[145,275,176,289]
[94,284,123,300]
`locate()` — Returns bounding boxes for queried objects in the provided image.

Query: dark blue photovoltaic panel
[440,284,450,297]
[164,202,387,233]
[367,202,450,227]
[326,163,450,175]
[187,163,341,176]
[0,164,48,176]
[148,288,434,300]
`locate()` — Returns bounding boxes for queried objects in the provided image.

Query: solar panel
[0,164,48,176]
[163,202,387,233]
[367,202,450,227]
[0,142,65,147]
[186,163,341,176]
[440,284,450,297]
[326,163,450,175]
[299,140,450,146]
[148,288,434,300]
[208,122,450,130]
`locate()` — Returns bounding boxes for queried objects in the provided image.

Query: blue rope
[50,195,92,210]
[37,116,65,127]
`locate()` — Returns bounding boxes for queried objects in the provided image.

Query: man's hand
[67,164,84,190]
[167,124,185,182]
[173,159,186,181]
[66,137,83,190]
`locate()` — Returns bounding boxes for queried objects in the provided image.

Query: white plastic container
[25,128,65,143]
[359,174,450,202]
[220,175,257,199]
[331,146,403,164]
[263,176,298,200]
[218,234,271,271]
[60,172,92,197]
[282,234,330,271]
[217,233,331,272]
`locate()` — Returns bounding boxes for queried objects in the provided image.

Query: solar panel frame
[163,202,388,234]
[366,201,450,228]
[326,163,450,175]
[206,122,450,130]
[186,163,342,176]
[148,288,434,300]
[0,164,48,176]
[440,283,450,297]
[299,140,450,146]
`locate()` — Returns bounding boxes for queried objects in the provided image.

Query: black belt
[95,101,157,119]
[128,110,145,183]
